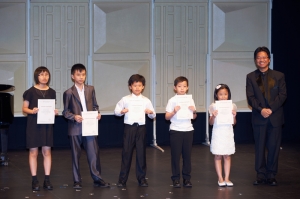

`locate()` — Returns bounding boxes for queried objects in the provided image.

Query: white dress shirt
[114,93,156,125]
[75,84,87,112]
[166,94,196,131]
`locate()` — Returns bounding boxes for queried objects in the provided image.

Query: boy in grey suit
[62,63,110,189]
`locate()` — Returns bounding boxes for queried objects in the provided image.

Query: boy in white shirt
[165,76,197,188]
[114,74,156,187]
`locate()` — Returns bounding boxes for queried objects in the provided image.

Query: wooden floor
[1,143,300,199]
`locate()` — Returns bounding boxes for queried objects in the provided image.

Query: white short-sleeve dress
[209,102,237,155]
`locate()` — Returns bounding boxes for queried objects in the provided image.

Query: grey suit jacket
[62,85,99,136]
[246,69,287,127]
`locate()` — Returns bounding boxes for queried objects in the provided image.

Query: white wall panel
[155,3,207,113]
[208,0,271,111]
[92,1,152,114]
[0,1,27,115]
[30,2,89,111]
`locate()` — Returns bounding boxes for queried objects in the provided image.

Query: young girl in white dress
[209,84,237,187]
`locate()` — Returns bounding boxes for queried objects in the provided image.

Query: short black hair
[174,76,189,86]
[254,46,271,59]
[71,63,86,75]
[34,66,51,85]
[214,83,231,101]
[128,74,145,86]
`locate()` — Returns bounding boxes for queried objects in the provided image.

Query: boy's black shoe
[32,180,40,191]
[117,180,126,187]
[43,180,53,190]
[139,179,148,187]
[253,178,266,185]
[267,178,278,186]
[94,179,110,187]
[173,180,181,188]
[73,181,82,189]
[183,179,192,187]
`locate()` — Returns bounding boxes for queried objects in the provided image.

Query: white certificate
[37,99,55,124]
[215,100,233,125]
[82,111,98,136]
[176,95,193,119]
[127,99,145,123]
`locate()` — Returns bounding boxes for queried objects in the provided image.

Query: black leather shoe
[117,180,126,187]
[173,180,181,188]
[32,180,40,191]
[43,180,53,190]
[253,178,266,185]
[94,179,110,187]
[183,179,192,187]
[139,179,148,187]
[73,181,82,189]
[267,178,278,186]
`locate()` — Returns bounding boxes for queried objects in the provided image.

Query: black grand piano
[0,84,14,166]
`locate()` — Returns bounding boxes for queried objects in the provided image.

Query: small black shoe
[139,179,148,187]
[73,181,82,189]
[117,180,126,187]
[183,179,192,187]
[267,178,278,186]
[43,180,53,190]
[173,180,181,188]
[32,180,40,191]
[253,178,266,185]
[94,179,110,187]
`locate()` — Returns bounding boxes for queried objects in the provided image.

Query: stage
[1,143,300,199]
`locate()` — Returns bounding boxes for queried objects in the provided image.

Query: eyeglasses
[256,57,269,60]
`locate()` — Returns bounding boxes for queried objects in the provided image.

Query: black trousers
[170,130,194,181]
[69,135,103,182]
[253,120,282,179]
[119,123,147,183]
[0,128,9,154]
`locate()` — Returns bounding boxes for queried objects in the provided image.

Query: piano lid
[0,84,15,93]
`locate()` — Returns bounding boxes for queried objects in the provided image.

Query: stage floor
[1,143,300,199]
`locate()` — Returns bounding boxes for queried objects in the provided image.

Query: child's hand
[174,106,180,114]
[97,113,101,120]
[121,108,129,114]
[212,110,218,117]
[32,107,39,114]
[188,106,196,112]
[54,109,59,115]
[232,110,237,117]
[75,115,83,123]
[145,109,153,114]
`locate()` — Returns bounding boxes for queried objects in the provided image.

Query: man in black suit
[246,46,287,186]
[63,63,110,189]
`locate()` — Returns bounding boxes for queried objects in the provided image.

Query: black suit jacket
[62,85,100,135]
[246,69,287,127]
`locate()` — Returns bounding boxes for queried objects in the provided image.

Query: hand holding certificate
[127,99,145,123]
[215,100,233,125]
[37,99,55,124]
[82,111,98,136]
[176,95,193,119]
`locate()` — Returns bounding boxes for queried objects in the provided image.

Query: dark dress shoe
[43,180,53,190]
[94,179,110,187]
[73,181,82,189]
[32,180,40,191]
[267,178,278,186]
[253,178,266,185]
[173,180,181,188]
[117,180,126,187]
[139,179,148,187]
[183,179,192,187]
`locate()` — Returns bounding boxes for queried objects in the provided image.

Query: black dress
[23,87,56,148]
